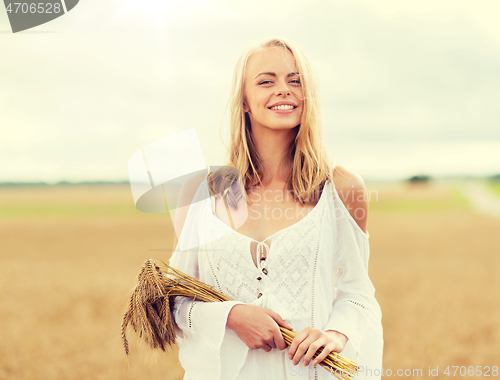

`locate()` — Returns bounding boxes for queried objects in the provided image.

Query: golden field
[0,181,499,379]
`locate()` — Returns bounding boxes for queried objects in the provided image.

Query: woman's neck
[251,125,297,186]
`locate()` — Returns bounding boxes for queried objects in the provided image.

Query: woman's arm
[288,165,372,366]
[323,166,374,354]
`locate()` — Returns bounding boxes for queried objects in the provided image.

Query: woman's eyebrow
[254,72,300,79]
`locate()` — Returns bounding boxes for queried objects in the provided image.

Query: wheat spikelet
[121,310,131,355]
[121,259,359,379]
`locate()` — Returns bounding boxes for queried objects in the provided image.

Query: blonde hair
[212,37,334,206]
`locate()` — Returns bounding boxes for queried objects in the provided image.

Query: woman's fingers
[289,327,340,366]
[266,308,294,330]
[262,343,273,352]
[303,341,329,366]
[288,328,316,364]
[292,335,319,365]
[311,345,332,366]
[271,325,288,350]
[264,309,292,350]
[227,304,294,352]
[265,331,278,349]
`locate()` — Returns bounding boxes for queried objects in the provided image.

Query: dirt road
[461,180,500,218]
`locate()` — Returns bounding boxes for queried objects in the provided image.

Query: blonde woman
[169,37,383,379]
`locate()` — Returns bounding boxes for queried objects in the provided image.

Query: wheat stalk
[121,259,359,379]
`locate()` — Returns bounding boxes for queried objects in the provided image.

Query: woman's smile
[268,101,298,114]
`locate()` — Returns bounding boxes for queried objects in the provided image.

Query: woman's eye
[258,79,300,85]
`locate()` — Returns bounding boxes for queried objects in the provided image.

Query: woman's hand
[288,328,348,366]
[226,304,294,352]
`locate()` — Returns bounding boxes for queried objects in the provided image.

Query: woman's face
[243,47,303,132]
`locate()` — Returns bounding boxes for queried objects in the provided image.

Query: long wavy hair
[209,37,335,208]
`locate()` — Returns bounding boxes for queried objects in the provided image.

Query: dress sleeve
[322,223,377,359]
[168,236,245,380]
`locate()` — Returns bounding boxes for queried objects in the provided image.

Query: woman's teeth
[270,105,294,110]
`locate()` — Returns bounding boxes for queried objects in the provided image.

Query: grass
[486,181,500,197]
[0,216,183,380]
[0,185,167,219]
[367,182,471,213]
[0,203,151,218]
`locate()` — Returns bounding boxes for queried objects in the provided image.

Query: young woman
[169,37,383,380]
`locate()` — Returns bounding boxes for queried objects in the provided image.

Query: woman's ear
[243,101,249,113]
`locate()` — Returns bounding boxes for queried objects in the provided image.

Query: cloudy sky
[1,0,499,182]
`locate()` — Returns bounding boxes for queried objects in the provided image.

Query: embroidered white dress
[168,168,383,380]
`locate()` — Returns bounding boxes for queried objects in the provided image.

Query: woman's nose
[276,88,291,96]
[275,82,291,96]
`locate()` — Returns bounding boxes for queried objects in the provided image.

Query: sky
[1,0,500,183]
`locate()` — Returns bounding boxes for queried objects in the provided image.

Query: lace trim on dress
[188,301,195,328]
[202,184,329,317]
[337,299,368,309]
[310,203,325,328]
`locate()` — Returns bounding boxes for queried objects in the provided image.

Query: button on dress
[169,166,383,380]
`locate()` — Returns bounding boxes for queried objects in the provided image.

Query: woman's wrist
[325,330,349,346]
[226,304,245,329]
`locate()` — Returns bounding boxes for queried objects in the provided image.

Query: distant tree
[0,181,48,187]
[407,174,432,183]
[0,180,129,187]
[487,173,500,182]
[56,180,72,186]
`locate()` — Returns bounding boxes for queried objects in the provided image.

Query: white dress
[168,167,383,380]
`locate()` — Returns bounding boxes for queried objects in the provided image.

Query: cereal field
[0,180,498,379]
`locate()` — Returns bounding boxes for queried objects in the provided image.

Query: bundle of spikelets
[121,259,359,380]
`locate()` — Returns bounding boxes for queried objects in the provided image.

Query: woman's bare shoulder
[332,164,368,234]
[172,171,208,250]
[175,171,209,214]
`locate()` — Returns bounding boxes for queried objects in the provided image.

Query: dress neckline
[208,180,330,244]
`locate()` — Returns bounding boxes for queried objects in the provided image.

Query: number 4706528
[5,3,62,14]
[443,366,498,377]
